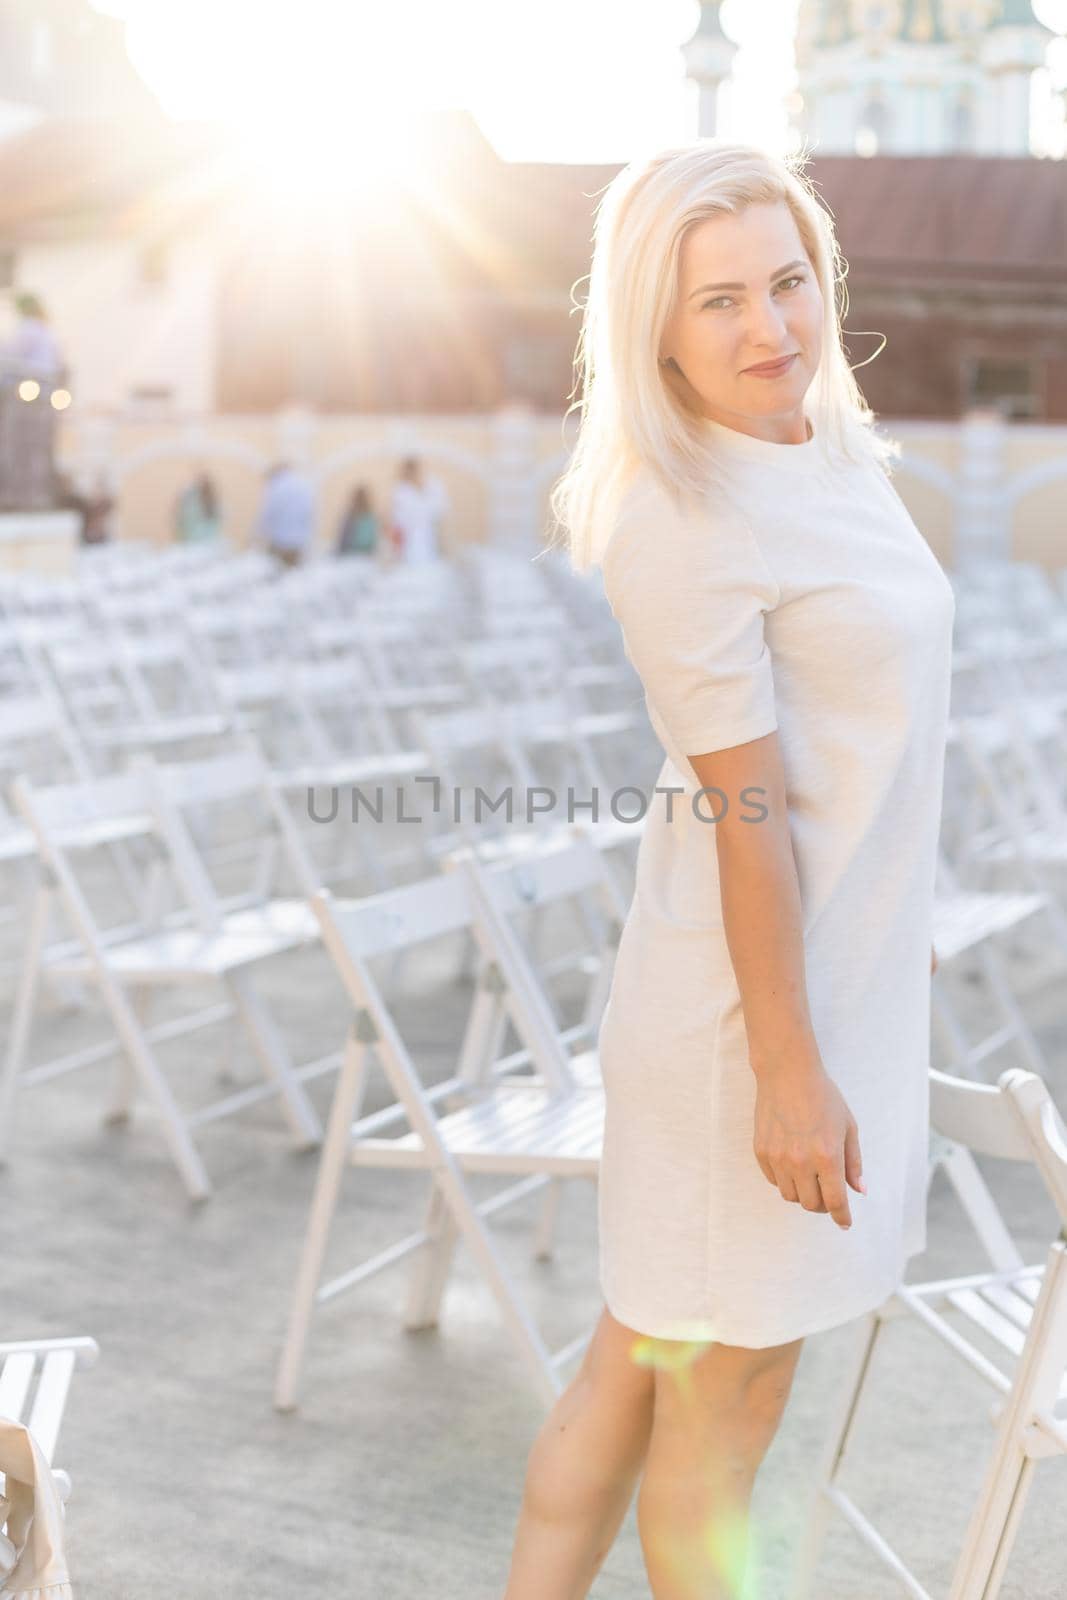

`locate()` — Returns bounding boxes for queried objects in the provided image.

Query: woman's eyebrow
[687,258,807,299]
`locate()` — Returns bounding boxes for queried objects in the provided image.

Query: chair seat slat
[27,1349,76,1464]
[0,1353,35,1423]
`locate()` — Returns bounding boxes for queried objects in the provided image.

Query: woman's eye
[701,274,806,311]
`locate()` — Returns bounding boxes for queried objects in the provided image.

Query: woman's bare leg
[636,1335,805,1600]
[502,1306,656,1600]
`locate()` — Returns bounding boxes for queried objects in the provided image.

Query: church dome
[989,1,1047,24]
[798,1,1048,50]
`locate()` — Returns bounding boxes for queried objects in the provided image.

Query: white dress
[390,478,447,564]
[595,414,956,1347]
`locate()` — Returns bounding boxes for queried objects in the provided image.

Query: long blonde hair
[548,138,899,573]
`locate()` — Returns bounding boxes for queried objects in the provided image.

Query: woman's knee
[651,1336,804,1461]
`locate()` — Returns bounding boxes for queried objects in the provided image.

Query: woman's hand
[931,944,938,975]
[753,1059,865,1231]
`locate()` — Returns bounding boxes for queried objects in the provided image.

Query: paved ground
[2,832,1066,1599]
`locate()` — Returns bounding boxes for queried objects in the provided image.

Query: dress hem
[600,1242,925,1348]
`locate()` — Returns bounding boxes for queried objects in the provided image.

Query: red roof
[0,112,1062,292]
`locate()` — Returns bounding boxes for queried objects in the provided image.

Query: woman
[174,473,222,543]
[502,142,955,1599]
[388,456,446,564]
[335,484,380,558]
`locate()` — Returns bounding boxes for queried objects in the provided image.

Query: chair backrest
[12,766,152,845]
[0,1337,98,1467]
[310,876,481,1146]
[416,703,540,835]
[311,866,580,1147]
[930,1066,1067,1231]
[11,766,161,958]
[0,689,91,787]
[470,826,627,931]
[141,742,321,919]
[450,831,624,1092]
[950,711,1062,877]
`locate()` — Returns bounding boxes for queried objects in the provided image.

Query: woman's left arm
[931,945,938,975]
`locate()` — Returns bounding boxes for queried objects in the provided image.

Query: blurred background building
[0,0,1064,563]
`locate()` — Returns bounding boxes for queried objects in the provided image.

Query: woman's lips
[743,354,798,377]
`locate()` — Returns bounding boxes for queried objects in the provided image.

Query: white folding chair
[274,856,605,1412]
[0,1336,99,1504]
[792,1065,1067,1600]
[931,848,1051,1081]
[36,633,230,770]
[945,709,1067,971]
[453,827,625,1088]
[7,750,331,1199]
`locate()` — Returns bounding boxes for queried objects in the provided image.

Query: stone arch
[1001,456,1067,517]
[889,450,957,500]
[314,439,492,551]
[113,433,269,484]
[314,439,491,489]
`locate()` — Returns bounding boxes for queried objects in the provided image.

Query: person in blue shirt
[257,462,316,567]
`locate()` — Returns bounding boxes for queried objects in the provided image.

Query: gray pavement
[2,907,1066,1599]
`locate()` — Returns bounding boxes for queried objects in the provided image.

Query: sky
[90,0,1066,164]
[85,0,805,162]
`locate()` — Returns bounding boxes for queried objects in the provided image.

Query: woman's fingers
[843,1119,866,1195]
[794,1171,826,1213]
[817,1169,852,1229]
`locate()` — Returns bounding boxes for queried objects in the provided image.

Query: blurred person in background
[1,292,64,378]
[388,455,449,564]
[80,473,115,546]
[335,483,380,559]
[174,472,222,543]
[55,470,91,543]
[257,461,316,568]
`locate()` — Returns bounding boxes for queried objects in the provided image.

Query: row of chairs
[267,814,1067,1600]
[4,544,1067,1597]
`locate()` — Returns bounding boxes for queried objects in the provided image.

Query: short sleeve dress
[595,413,957,1347]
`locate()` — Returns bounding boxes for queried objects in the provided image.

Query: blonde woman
[502,141,955,1600]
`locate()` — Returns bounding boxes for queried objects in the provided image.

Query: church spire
[683,3,740,138]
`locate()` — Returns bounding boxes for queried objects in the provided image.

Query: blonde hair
[548,138,900,573]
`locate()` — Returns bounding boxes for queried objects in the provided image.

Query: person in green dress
[174,473,222,543]
[335,484,380,558]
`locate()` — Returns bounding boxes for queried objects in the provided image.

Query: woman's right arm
[687,730,865,1231]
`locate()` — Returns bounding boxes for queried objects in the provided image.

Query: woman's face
[660,200,824,441]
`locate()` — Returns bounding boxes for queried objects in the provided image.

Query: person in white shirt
[388,456,449,564]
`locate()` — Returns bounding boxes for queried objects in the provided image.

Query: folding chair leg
[533,1179,563,1261]
[975,940,1049,1078]
[105,987,149,1125]
[455,925,481,987]
[789,1310,884,1600]
[226,969,321,1149]
[0,877,51,1163]
[102,980,212,1201]
[931,982,974,1076]
[275,1028,370,1411]
[430,1162,563,1407]
[403,1180,460,1331]
[455,970,507,1091]
[949,1429,1036,1600]
[948,1243,1067,1600]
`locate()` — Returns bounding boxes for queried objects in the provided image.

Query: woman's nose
[745,298,790,346]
